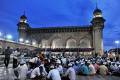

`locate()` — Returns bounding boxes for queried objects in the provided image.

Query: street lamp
[25,40,29,44]
[115,40,119,55]
[6,34,13,40]
[0,32,3,40]
[19,38,24,43]
[32,41,36,45]
[0,32,2,36]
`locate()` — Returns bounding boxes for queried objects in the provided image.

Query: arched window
[41,40,49,48]
[66,39,76,48]
[79,38,91,48]
[52,39,63,48]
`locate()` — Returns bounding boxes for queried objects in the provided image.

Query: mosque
[17,6,105,56]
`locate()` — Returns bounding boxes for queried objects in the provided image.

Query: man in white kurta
[16,61,28,80]
[30,64,47,78]
[65,63,76,80]
[47,66,61,80]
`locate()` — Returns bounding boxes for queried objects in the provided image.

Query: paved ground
[0,64,120,80]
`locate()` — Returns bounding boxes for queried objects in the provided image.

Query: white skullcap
[50,65,54,69]
[116,62,120,65]
[76,61,79,64]
[20,60,26,64]
[52,56,55,58]
[68,63,72,67]
[103,62,107,65]
[29,59,34,63]
[56,59,61,64]
[81,62,84,65]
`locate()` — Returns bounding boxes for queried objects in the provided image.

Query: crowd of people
[2,46,120,80]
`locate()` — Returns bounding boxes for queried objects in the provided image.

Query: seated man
[80,62,90,76]
[47,65,61,80]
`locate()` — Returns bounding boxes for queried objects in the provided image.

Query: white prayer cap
[68,63,72,67]
[29,59,34,63]
[81,62,84,65]
[52,56,55,58]
[50,65,54,69]
[107,60,111,63]
[56,60,61,64]
[76,61,79,64]
[103,62,107,65]
[116,62,120,65]
[20,60,26,64]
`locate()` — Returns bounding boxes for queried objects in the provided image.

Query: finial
[96,0,98,9]
[23,10,26,15]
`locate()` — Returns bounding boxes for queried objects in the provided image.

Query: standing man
[13,48,20,68]
[4,46,12,68]
[13,48,20,79]
[16,60,28,80]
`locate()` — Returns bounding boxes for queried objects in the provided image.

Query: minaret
[17,12,30,42]
[91,5,105,56]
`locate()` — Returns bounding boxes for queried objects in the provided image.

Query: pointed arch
[51,38,63,48]
[41,39,49,48]
[79,37,91,48]
[66,38,77,48]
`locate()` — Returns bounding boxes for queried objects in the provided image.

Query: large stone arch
[66,38,77,48]
[79,37,91,48]
[41,39,49,48]
[51,38,63,48]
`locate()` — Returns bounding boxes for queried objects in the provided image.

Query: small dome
[20,14,27,23]
[93,8,102,18]
[20,15,27,19]
[93,8,102,15]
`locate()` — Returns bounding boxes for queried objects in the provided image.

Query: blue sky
[0,0,120,50]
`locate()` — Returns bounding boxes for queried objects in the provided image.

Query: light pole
[32,41,36,46]
[6,34,13,40]
[0,32,2,37]
[25,40,30,44]
[19,38,24,43]
[115,40,119,56]
[0,32,3,40]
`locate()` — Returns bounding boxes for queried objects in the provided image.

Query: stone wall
[0,40,37,50]
[30,31,93,48]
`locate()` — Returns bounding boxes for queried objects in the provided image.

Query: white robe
[17,64,28,80]
[47,69,61,80]
[65,67,76,80]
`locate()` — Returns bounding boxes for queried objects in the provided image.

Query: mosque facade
[17,7,105,56]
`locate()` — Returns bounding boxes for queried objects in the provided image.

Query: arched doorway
[79,38,91,56]
[66,39,76,48]
[51,38,63,48]
[66,39,77,56]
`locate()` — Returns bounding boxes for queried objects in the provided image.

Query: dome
[20,14,27,23]
[93,8,102,18]
[93,8,102,15]
[20,15,27,19]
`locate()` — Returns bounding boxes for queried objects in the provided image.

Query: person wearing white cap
[47,65,61,80]
[65,63,76,80]
[73,61,80,74]
[30,62,47,79]
[112,62,120,76]
[56,59,63,75]
[12,48,20,69]
[15,60,28,80]
[61,57,67,65]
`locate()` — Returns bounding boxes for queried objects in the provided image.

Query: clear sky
[0,0,120,50]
